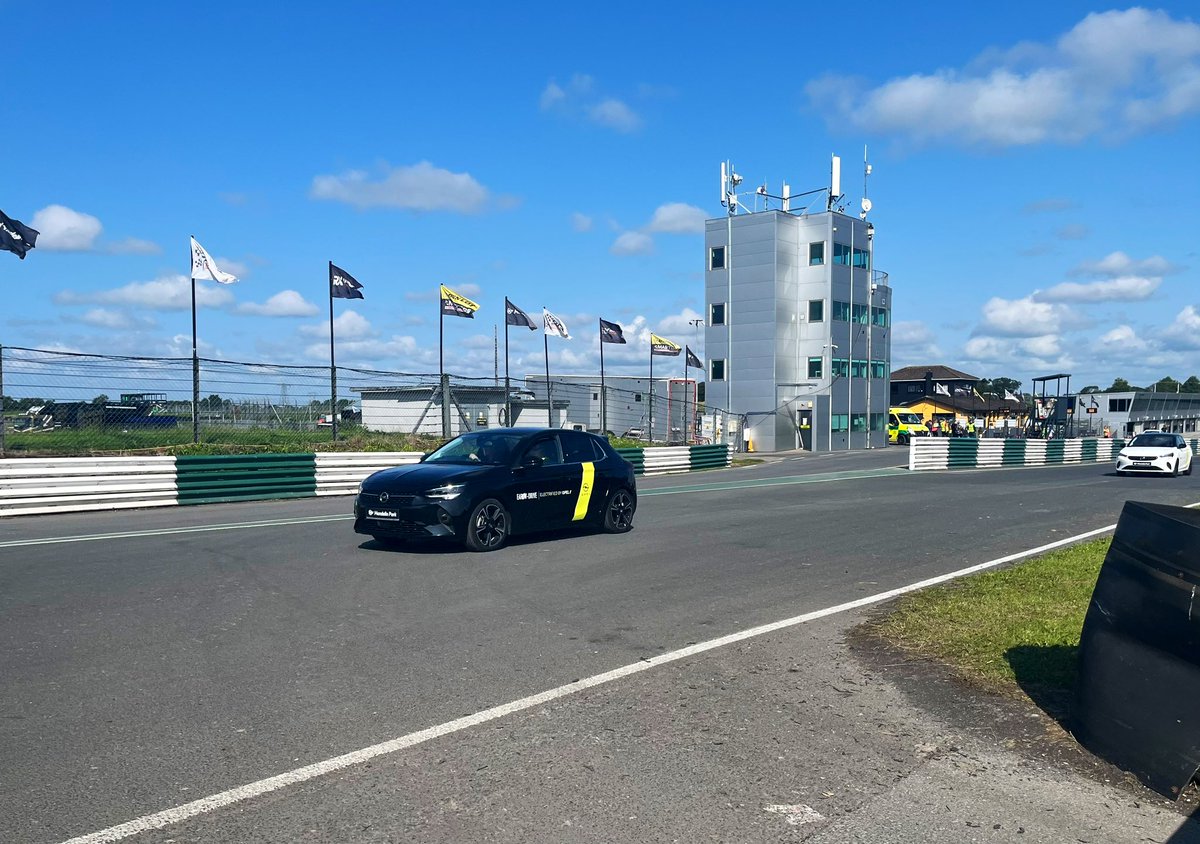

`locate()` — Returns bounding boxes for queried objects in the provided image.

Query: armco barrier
[0,443,736,517]
[642,445,691,476]
[314,452,423,496]
[909,436,1136,471]
[689,443,732,470]
[175,453,316,505]
[0,456,177,517]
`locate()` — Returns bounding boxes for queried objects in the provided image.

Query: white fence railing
[314,452,424,496]
[642,445,692,476]
[0,456,178,517]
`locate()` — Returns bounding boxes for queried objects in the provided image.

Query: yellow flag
[440,284,480,318]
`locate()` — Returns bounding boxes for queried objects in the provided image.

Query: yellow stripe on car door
[572,461,595,521]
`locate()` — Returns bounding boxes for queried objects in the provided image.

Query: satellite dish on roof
[861,198,873,213]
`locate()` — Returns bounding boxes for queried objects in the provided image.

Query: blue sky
[4,2,1199,391]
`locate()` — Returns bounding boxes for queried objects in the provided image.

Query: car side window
[524,437,563,466]
[560,431,599,464]
[590,438,608,461]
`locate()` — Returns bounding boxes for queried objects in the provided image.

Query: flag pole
[599,318,606,434]
[328,261,338,442]
[189,236,199,444]
[439,295,448,438]
[683,352,688,445]
[648,341,654,443]
[504,299,511,428]
[544,327,552,428]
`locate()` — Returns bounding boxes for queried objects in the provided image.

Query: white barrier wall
[0,456,178,517]
[314,452,423,496]
[641,446,692,476]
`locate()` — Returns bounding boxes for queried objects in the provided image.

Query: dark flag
[651,333,681,356]
[330,263,364,299]
[600,318,626,344]
[505,297,537,330]
[440,284,480,318]
[686,346,702,369]
[0,209,39,260]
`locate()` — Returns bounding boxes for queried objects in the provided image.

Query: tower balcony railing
[872,269,889,286]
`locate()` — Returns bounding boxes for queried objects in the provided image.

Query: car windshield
[424,432,524,465]
[1129,433,1176,448]
[897,413,923,424]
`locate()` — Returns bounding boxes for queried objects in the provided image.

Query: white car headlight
[425,483,466,500]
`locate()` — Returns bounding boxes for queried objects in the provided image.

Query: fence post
[441,373,452,438]
[192,354,200,444]
[0,344,5,456]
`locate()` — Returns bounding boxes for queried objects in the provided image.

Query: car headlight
[425,483,466,500]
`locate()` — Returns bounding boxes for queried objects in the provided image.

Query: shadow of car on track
[357,525,621,555]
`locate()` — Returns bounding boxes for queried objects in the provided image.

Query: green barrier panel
[946,438,980,467]
[1002,439,1027,466]
[176,453,317,505]
[1082,438,1098,462]
[614,447,645,475]
[1045,439,1066,464]
[689,444,729,470]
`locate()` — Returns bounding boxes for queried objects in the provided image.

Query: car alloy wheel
[466,498,509,551]
[603,489,635,533]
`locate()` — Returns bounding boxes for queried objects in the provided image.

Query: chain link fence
[0,346,736,456]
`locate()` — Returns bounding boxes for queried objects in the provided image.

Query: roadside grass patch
[869,538,1108,700]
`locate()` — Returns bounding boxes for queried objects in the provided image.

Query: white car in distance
[1115,430,1194,477]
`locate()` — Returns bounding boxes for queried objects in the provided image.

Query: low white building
[353,385,568,436]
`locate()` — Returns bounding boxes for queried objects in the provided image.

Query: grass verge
[867,537,1109,702]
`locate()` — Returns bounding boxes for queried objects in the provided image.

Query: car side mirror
[419,452,430,463]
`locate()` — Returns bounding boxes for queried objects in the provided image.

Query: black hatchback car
[354,428,637,551]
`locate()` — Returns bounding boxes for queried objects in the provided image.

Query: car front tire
[465,498,510,552]
[603,488,636,533]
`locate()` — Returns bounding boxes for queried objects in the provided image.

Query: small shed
[352,385,569,435]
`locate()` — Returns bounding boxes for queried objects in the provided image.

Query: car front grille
[368,520,432,537]
[361,493,417,508]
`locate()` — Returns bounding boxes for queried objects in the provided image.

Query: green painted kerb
[176,453,317,505]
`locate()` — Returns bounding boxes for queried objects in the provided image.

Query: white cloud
[539,81,566,110]
[587,98,641,132]
[1055,223,1089,241]
[891,320,942,362]
[1034,275,1160,303]
[1098,324,1150,353]
[76,308,155,330]
[1069,251,1179,278]
[571,212,593,232]
[28,205,158,254]
[54,274,234,311]
[807,8,1200,147]
[1163,305,1200,350]
[978,296,1076,336]
[610,231,654,256]
[963,335,1074,371]
[645,202,706,234]
[31,205,103,251]
[310,161,490,213]
[541,76,644,133]
[106,237,161,255]
[236,290,319,317]
[300,309,375,339]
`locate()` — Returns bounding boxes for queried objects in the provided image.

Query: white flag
[1004,390,1019,402]
[190,236,238,284]
[934,382,950,396]
[543,308,570,339]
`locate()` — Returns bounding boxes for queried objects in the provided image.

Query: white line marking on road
[56,515,1167,844]
[764,804,825,826]
[0,515,351,549]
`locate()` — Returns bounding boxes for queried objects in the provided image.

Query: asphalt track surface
[3,449,1198,843]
